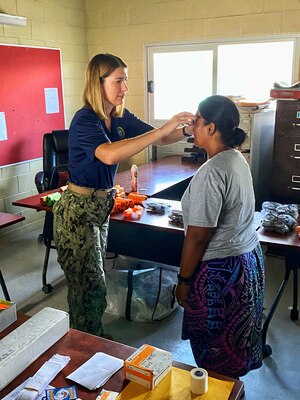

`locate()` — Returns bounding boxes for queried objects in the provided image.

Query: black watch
[182,126,193,137]
[177,273,191,284]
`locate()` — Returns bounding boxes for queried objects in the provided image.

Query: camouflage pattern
[53,188,115,336]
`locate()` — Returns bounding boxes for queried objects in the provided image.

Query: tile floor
[1,227,300,399]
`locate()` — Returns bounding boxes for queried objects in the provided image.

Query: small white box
[124,344,172,389]
[0,300,16,332]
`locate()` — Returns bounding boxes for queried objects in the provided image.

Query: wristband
[177,273,191,284]
[182,126,193,137]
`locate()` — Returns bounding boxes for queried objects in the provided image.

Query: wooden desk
[107,198,184,266]
[12,156,197,293]
[257,226,300,357]
[115,155,198,199]
[0,212,25,301]
[0,317,244,400]
[0,212,25,229]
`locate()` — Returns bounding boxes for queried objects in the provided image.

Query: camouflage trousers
[53,188,115,336]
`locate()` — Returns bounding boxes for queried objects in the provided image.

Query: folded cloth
[67,352,123,390]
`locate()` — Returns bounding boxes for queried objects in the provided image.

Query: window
[146,36,300,127]
[217,41,294,100]
[153,49,213,119]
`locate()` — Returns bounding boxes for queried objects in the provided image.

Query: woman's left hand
[160,112,196,137]
[175,282,189,308]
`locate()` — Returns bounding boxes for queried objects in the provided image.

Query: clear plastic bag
[105,257,178,322]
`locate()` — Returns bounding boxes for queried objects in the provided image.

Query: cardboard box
[0,300,16,332]
[0,307,69,390]
[124,344,172,389]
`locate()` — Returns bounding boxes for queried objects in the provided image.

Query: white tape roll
[190,367,208,395]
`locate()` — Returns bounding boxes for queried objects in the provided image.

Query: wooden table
[107,198,184,266]
[0,212,25,229]
[0,316,244,400]
[12,156,198,293]
[115,155,198,199]
[0,212,25,301]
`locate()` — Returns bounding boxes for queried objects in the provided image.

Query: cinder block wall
[86,0,300,169]
[0,0,88,238]
[1,0,300,238]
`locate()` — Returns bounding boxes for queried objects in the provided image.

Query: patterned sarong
[182,245,265,378]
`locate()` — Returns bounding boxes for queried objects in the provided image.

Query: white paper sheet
[14,354,70,400]
[44,88,59,114]
[0,111,8,141]
[67,352,123,390]
[2,378,54,400]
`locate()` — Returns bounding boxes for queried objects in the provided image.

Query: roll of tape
[190,367,208,395]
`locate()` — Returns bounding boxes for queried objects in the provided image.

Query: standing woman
[54,53,195,336]
[176,95,265,378]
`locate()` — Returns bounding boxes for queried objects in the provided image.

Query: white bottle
[131,164,138,193]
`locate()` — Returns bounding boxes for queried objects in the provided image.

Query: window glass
[217,41,294,99]
[153,51,213,119]
[147,37,298,128]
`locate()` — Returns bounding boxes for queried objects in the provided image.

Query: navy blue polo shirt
[68,107,154,189]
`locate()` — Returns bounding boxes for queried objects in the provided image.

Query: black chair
[35,130,69,293]
[35,130,69,193]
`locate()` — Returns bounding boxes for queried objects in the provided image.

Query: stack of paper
[67,352,123,390]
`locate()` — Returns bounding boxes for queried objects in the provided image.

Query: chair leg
[0,269,11,301]
[42,239,53,294]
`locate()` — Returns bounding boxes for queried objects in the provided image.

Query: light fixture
[0,13,27,26]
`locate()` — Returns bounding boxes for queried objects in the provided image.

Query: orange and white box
[0,300,16,332]
[124,344,172,389]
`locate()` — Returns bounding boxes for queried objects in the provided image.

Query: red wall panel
[0,45,65,166]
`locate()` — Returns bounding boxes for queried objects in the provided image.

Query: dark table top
[0,316,244,400]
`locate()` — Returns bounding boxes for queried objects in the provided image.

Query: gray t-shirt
[181,149,259,260]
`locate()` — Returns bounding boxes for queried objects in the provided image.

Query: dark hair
[198,95,246,147]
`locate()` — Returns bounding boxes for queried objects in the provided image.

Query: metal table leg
[0,269,11,301]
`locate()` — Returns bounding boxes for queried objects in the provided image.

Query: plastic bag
[261,201,298,234]
[105,257,178,322]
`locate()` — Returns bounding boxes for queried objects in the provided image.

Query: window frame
[145,34,300,128]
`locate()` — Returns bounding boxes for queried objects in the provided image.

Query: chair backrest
[49,164,69,190]
[42,130,69,191]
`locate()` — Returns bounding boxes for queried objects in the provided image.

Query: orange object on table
[123,207,143,220]
[128,192,147,205]
[111,197,134,214]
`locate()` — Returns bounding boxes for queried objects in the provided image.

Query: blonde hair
[82,53,128,119]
